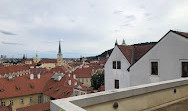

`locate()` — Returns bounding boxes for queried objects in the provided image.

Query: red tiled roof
[117,45,134,63]
[30,68,48,75]
[0,73,53,99]
[43,75,87,99]
[72,68,92,78]
[0,105,12,111]
[98,85,105,92]
[40,59,57,63]
[49,67,68,74]
[117,44,155,64]
[0,65,30,75]
[16,102,50,111]
[133,44,154,63]
[172,30,188,38]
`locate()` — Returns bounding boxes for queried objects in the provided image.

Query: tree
[91,73,104,90]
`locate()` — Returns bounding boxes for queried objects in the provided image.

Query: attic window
[16,86,20,90]
[67,92,70,95]
[0,89,4,92]
[49,87,53,90]
[30,85,35,88]
[55,89,59,92]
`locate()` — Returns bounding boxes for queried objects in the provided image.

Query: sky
[0,0,188,58]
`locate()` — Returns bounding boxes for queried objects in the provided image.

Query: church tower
[57,40,63,66]
[122,39,127,46]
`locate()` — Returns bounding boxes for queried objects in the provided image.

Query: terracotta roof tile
[72,68,92,78]
[40,59,57,63]
[172,30,188,38]
[43,75,87,99]
[0,73,53,99]
[117,44,155,64]
[0,105,12,111]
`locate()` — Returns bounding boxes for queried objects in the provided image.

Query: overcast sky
[0,0,188,58]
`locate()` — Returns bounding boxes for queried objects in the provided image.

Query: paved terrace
[51,78,188,111]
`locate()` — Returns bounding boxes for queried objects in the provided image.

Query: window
[9,100,13,105]
[113,61,116,69]
[82,78,84,83]
[30,97,33,103]
[151,62,158,75]
[182,62,188,77]
[86,78,88,82]
[113,61,121,69]
[1,101,5,107]
[20,99,24,104]
[38,95,42,104]
[115,80,119,89]
[117,61,121,69]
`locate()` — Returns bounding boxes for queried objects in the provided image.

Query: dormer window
[0,89,4,92]
[55,89,59,92]
[74,82,77,86]
[16,86,20,90]
[30,85,34,88]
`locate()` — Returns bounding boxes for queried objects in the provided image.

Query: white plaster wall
[130,32,188,86]
[105,46,131,91]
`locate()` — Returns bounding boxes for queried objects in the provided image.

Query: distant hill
[86,42,157,60]
[87,48,113,60]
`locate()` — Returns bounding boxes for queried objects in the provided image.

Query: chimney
[73,74,76,79]
[68,79,71,85]
[37,73,40,79]
[30,74,34,80]
[74,81,77,86]
[57,75,62,81]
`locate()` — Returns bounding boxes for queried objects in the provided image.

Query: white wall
[130,32,188,86]
[105,46,130,91]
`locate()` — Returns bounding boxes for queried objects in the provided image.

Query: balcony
[51,78,188,111]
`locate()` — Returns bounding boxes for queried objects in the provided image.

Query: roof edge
[127,30,172,71]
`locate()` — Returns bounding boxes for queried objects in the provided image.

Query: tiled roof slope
[117,44,155,64]
[172,30,188,38]
[0,65,30,75]
[117,45,134,63]
[16,102,50,111]
[43,75,88,99]
[0,105,12,111]
[40,59,57,63]
[72,68,92,78]
[0,73,53,99]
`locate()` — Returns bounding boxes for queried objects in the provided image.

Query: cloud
[113,10,123,14]
[0,30,16,35]
[0,0,187,58]
[1,41,22,45]
[144,13,152,17]
[125,15,136,22]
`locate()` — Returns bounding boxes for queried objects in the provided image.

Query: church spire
[115,39,118,46]
[122,39,126,46]
[58,40,62,54]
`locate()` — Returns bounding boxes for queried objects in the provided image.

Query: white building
[105,30,188,91]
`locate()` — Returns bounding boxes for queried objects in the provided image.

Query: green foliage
[91,73,104,90]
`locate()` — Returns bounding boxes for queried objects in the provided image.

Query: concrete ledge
[51,78,188,111]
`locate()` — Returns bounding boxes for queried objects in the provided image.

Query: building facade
[105,30,188,90]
